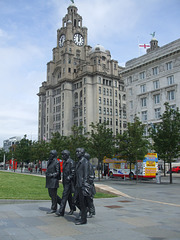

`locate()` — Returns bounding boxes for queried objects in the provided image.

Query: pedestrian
[56,150,76,216]
[45,150,62,214]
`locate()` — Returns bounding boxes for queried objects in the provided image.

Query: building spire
[70,0,74,3]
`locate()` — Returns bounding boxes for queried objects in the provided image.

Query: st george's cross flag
[139,43,150,49]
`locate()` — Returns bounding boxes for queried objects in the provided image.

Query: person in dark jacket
[74,148,89,225]
[45,150,61,214]
[56,150,76,216]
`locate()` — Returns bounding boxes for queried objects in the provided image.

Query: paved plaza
[0,174,180,240]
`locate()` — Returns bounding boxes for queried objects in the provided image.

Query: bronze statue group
[45,148,96,225]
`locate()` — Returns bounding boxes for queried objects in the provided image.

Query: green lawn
[0,171,115,200]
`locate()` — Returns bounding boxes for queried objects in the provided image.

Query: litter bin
[156,171,161,184]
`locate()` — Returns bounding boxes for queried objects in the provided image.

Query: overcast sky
[0,0,180,147]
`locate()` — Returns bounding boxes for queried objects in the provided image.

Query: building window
[98,77,101,84]
[127,76,132,84]
[110,99,112,106]
[107,108,109,115]
[142,111,147,121]
[110,89,112,96]
[116,119,118,126]
[99,87,101,94]
[103,88,106,95]
[115,90,117,97]
[168,90,175,100]
[166,61,172,70]
[139,71,145,80]
[110,108,112,115]
[129,88,133,95]
[115,100,118,107]
[115,109,118,116]
[106,89,109,96]
[153,80,159,89]
[141,97,147,107]
[99,116,102,123]
[99,106,102,114]
[152,67,159,75]
[130,101,133,109]
[154,94,160,104]
[155,108,161,119]
[167,75,174,85]
[103,98,106,105]
[141,84,146,93]
[107,98,109,105]
[104,107,106,115]
[170,104,176,110]
[99,97,101,104]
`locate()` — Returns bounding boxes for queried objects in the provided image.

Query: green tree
[149,103,180,184]
[88,122,115,180]
[66,125,89,161]
[49,132,69,158]
[31,140,50,174]
[13,135,32,171]
[116,116,150,181]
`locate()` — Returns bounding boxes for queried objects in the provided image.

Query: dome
[90,44,106,53]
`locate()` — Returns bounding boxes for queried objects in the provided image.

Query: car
[167,166,180,173]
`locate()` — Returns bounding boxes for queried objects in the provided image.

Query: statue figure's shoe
[46,210,56,214]
[75,221,87,225]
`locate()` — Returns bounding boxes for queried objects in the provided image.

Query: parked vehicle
[167,166,180,173]
[103,153,158,179]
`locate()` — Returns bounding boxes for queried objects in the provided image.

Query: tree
[88,122,115,180]
[66,125,89,161]
[149,103,180,184]
[31,140,50,174]
[12,135,32,171]
[116,116,150,182]
[49,132,69,158]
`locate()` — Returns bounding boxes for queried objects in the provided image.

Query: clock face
[74,33,84,46]
[59,34,65,48]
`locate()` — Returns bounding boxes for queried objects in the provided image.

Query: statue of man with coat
[74,148,89,225]
[45,150,61,214]
[56,150,76,216]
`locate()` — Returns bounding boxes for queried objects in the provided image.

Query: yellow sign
[145,167,156,176]
[146,161,155,167]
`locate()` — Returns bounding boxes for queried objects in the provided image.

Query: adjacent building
[37,3,126,141]
[121,37,180,135]
[3,136,21,152]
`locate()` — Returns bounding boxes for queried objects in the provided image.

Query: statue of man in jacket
[56,150,76,216]
[45,150,61,214]
[74,148,89,225]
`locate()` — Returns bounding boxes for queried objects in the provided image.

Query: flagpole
[137,36,140,57]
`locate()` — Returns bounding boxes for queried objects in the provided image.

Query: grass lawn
[0,171,116,200]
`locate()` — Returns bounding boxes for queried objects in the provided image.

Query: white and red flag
[139,43,150,49]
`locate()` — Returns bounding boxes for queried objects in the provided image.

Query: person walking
[45,150,61,214]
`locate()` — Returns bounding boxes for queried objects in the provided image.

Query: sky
[0,0,180,147]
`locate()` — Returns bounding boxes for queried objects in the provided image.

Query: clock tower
[38,2,126,141]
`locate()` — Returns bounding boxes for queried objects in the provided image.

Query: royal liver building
[38,3,126,141]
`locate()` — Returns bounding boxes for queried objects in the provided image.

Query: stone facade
[121,37,180,135]
[37,3,126,141]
